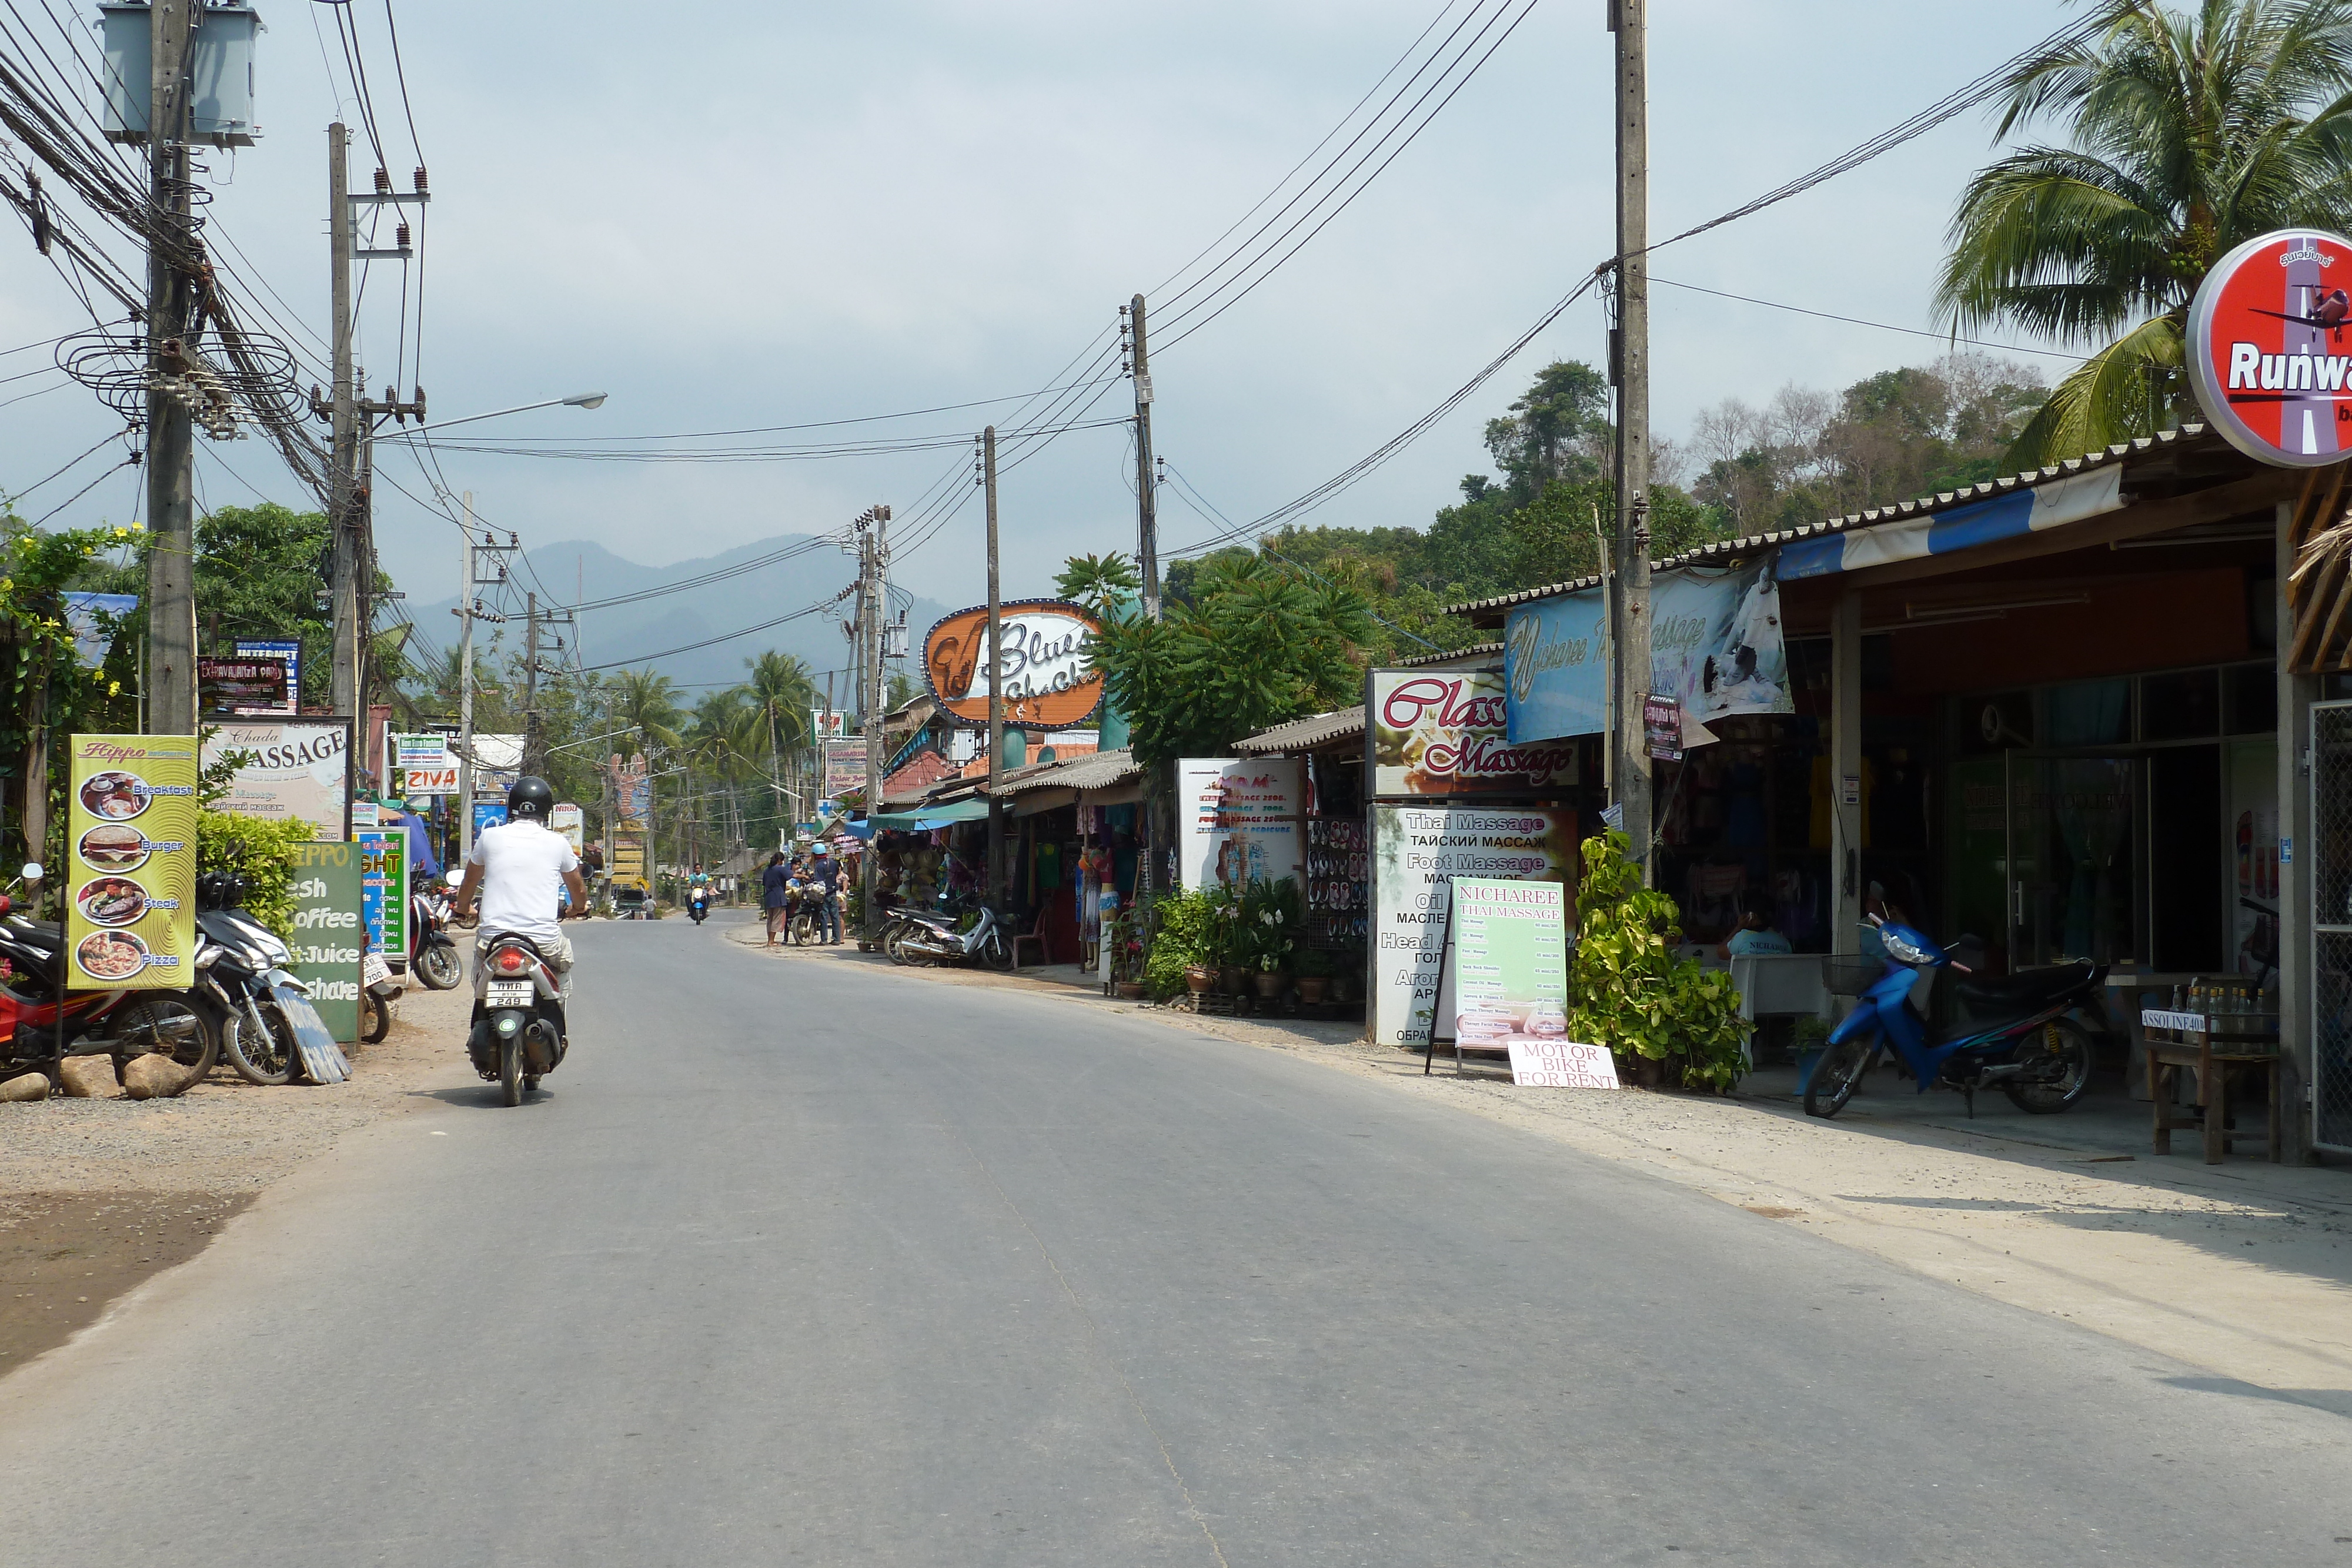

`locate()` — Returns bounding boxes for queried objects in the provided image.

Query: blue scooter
[1804,918,2105,1119]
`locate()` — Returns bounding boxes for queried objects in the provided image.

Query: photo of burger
[75,875,148,928]
[76,822,150,873]
[78,770,149,821]
[74,929,149,981]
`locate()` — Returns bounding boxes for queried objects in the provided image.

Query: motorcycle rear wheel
[360,989,394,1044]
[2002,1016,2096,1114]
[112,994,218,1084]
[416,944,463,991]
[223,1002,296,1086]
[1804,1032,1876,1119]
[500,1031,525,1106]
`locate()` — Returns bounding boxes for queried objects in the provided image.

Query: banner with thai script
[355,827,410,962]
[1176,757,1302,890]
[1371,804,1576,1046]
[65,734,199,991]
[1369,670,1579,798]
[1504,560,1792,744]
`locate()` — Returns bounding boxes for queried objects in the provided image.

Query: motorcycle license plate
[486,979,534,1007]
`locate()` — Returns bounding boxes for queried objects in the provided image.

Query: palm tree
[1937,0,2352,464]
[609,667,685,757]
[1054,551,1141,618]
[743,648,818,820]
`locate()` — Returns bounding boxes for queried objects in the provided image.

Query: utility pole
[854,502,890,945]
[456,494,476,862]
[1609,0,1655,874]
[522,597,573,777]
[982,426,1005,914]
[145,2,197,734]
[1127,295,1160,620]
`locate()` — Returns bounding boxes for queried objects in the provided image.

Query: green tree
[609,667,684,756]
[1937,0,2352,463]
[1054,551,1141,617]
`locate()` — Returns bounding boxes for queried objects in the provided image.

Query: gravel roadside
[0,974,477,1370]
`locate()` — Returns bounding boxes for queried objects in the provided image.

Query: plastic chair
[1013,908,1052,968]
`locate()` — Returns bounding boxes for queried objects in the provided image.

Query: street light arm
[381,393,608,441]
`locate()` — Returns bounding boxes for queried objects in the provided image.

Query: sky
[0,0,2087,670]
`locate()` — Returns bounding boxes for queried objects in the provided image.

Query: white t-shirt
[467,820,578,943]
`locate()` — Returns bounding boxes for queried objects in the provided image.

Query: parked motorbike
[191,872,320,1086]
[893,898,1012,970]
[0,863,216,1083]
[1804,918,2103,1119]
[360,951,401,1044]
[468,931,567,1106]
[410,872,463,990]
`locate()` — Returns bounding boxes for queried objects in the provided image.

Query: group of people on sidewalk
[760,845,844,945]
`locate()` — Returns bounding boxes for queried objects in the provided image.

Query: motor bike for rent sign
[65,734,199,990]
[1448,877,1618,1088]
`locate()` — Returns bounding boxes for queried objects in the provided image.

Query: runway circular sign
[2187,228,2352,467]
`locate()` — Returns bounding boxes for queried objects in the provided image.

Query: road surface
[1,914,2344,1564]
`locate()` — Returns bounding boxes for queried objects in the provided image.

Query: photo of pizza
[74,929,149,981]
[79,770,149,821]
[75,875,148,928]
[76,823,151,873]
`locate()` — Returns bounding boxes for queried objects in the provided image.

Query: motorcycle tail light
[496,949,526,974]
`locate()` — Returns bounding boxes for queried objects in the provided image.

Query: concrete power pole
[456,494,477,862]
[524,591,540,778]
[1128,295,1160,620]
[1610,0,1655,874]
[982,426,1005,916]
[327,123,359,721]
[144,2,198,734]
[859,503,889,945]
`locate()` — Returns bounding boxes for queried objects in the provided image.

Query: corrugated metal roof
[1446,424,2216,618]
[989,747,1142,795]
[1234,706,1364,754]
[1395,641,1502,668]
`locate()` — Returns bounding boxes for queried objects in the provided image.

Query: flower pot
[1115,980,1147,1001]
[1329,974,1356,1004]
[1296,976,1328,1004]
[1252,969,1287,1001]
[1184,965,1216,995]
[1218,965,1248,996]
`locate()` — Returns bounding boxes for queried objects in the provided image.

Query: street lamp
[382,392,609,442]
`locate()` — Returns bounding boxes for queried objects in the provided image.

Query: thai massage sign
[66,734,198,990]
[923,599,1104,730]
[1503,560,1791,744]
[1371,804,1576,1047]
[1369,670,1578,797]
[2187,228,2352,467]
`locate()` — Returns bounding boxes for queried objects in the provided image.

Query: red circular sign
[2188,228,2352,467]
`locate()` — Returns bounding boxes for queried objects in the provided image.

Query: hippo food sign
[923,599,1104,731]
[2187,228,2352,467]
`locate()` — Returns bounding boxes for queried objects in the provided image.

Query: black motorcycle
[468,931,567,1106]
[410,871,464,989]
[191,872,323,1086]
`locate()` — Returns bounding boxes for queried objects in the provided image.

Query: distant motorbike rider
[450,777,588,996]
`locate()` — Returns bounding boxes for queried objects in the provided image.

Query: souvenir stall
[1233,707,1374,1008]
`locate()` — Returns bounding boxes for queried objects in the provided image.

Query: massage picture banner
[1502,559,1792,746]
[1370,804,1575,1047]
[1448,877,1621,1088]
[65,734,199,991]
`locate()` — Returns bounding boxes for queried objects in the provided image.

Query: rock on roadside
[0,1071,49,1102]
[122,1053,189,1100]
[58,1057,118,1099]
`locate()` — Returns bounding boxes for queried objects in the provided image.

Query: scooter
[688,889,709,926]
[1805,917,2104,1119]
[0,863,216,1082]
[360,951,402,1044]
[410,872,463,990]
[191,872,345,1085]
[894,899,1013,970]
[468,930,567,1106]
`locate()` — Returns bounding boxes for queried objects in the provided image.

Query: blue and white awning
[1775,467,2123,580]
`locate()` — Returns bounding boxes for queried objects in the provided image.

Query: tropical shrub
[1567,831,1746,1092]
[196,809,318,941]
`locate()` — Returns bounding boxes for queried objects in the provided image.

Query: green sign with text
[286,842,365,1042]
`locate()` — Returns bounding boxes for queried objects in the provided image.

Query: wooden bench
[2141,1007,2280,1165]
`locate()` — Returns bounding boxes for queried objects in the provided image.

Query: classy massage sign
[923,599,1104,731]
[1368,670,1578,798]
[2188,228,2352,467]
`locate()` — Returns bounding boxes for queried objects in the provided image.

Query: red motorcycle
[0,864,216,1083]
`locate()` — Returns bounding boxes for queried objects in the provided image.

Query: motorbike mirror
[444,869,463,888]
[20,862,41,884]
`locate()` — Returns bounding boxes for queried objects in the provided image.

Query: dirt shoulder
[0,975,476,1371]
[732,924,2352,1406]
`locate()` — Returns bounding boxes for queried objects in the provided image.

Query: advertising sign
[472,801,509,841]
[1371,803,1575,1047]
[1504,561,1790,745]
[1447,877,1613,1085]
[923,598,1104,730]
[403,765,459,797]
[610,829,647,888]
[609,752,650,828]
[202,718,352,840]
[198,656,290,716]
[232,639,300,714]
[810,708,846,741]
[2186,227,2352,467]
[470,732,523,797]
[824,740,868,795]
[285,841,365,1043]
[1369,670,1579,798]
[551,802,585,858]
[65,734,199,991]
[400,732,456,797]
[350,799,380,832]
[1176,757,1303,890]
[355,827,410,962]
[1643,695,1685,762]
[62,591,137,670]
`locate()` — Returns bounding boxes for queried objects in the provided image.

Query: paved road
[2,916,2346,1565]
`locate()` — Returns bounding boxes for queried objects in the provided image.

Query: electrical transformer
[98,1,262,148]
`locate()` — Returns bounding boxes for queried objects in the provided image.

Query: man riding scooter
[449,776,588,1005]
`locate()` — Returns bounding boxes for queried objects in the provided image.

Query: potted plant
[1243,876,1300,1001]
[1294,946,1334,1004]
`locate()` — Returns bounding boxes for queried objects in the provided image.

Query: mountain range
[415,534,955,694]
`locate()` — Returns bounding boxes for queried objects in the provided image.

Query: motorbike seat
[1955,961,2098,1018]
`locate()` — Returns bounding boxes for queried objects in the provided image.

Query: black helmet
[196,870,245,910]
[507,775,554,821]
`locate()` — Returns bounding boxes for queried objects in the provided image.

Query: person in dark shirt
[810,847,843,944]
[760,851,791,946]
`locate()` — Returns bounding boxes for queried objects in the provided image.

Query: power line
[1649,275,2085,362]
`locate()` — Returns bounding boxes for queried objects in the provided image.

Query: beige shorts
[478,929,574,999]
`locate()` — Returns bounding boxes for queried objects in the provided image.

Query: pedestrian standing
[812,845,843,944]
[760,850,790,945]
